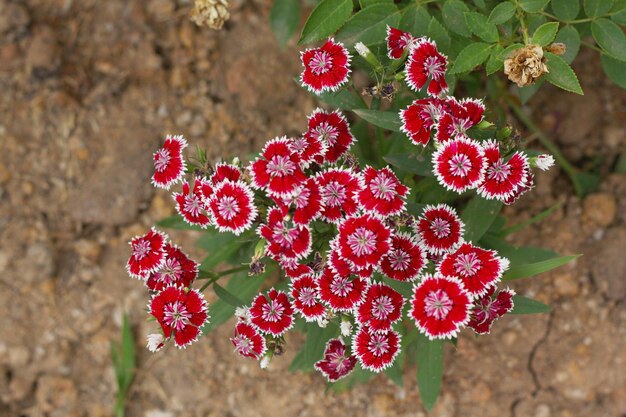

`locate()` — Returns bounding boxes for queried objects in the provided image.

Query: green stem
[581,40,604,54]
[541,11,620,25]
[199,265,248,292]
[370,97,386,164]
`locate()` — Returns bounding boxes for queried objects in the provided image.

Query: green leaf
[500,43,524,60]
[157,214,204,231]
[298,0,353,44]
[360,0,392,6]
[503,254,580,280]
[353,109,402,131]
[551,0,580,21]
[601,54,626,88]
[532,22,559,46]
[584,0,614,16]
[302,323,339,370]
[555,25,581,64]
[335,4,400,46]
[120,314,136,391]
[416,334,444,411]
[427,17,451,51]
[500,202,562,236]
[384,153,433,176]
[465,12,499,43]
[486,44,505,75]
[400,4,431,36]
[461,197,502,243]
[612,5,626,25]
[316,88,367,110]
[591,18,626,61]
[519,0,550,13]
[270,0,301,48]
[450,42,492,74]
[510,295,552,314]
[545,52,584,94]
[488,1,516,24]
[442,0,471,37]
[213,282,245,307]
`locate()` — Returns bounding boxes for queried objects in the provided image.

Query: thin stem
[581,40,604,54]
[541,10,620,25]
[199,265,248,292]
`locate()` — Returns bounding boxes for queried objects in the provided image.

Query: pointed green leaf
[510,295,552,314]
[335,4,401,46]
[383,153,433,176]
[519,0,550,13]
[353,109,402,131]
[591,18,626,61]
[465,12,499,43]
[461,197,502,243]
[157,214,205,231]
[503,254,580,280]
[584,0,614,16]
[488,1,516,25]
[601,54,626,88]
[450,42,492,74]
[213,282,245,307]
[303,323,339,370]
[427,17,451,51]
[400,4,431,36]
[120,314,136,391]
[442,0,471,37]
[532,22,559,46]
[545,52,584,94]
[270,0,301,48]
[486,44,504,75]
[552,0,580,21]
[298,0,353,45]
[500,202,562,236]
[360,0,392,6]
[316,88,367,110]
[416,334,444,411]
[555,25,581,64]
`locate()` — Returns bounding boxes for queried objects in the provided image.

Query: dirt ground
[0,1,624,416]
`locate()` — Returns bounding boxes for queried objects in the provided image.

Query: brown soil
[0,1,624,416]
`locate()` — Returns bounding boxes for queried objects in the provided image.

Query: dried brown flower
[504,44,549,87]
[546,42,567,56]
[190,0,230,30]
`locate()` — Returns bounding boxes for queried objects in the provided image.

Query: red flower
[250,288,294,336]
[435,98,485,143]
[356,284,404,333]
[210,162,241,185]
[357,166,409,218]
[316,168,362,223]
[318,266,368,312]
[279,177,323,226]
[433,138,486,193]
[468,287,515,334]
[400,98,445,146]
[127,228,168,278]
[300,38,351,94]
[290,274,326,322]
[230,322,267,359]
[208,180,257,235]
[279,258,313,279]
[336,215,392,271]
[150,286,209,348]
[314,338,357,382]
[306,109,355,164]
[288,135,326,168]
[409,274,471,340]
[415,204,464,255]
[380,232,426,282]
[327,246,374,279]
[258,207,312,260]
[438,243,510,297]
[503,165,534,205]
[478,140,530,202]
[386,26,418,59]
[352,327,401,372]
[152,134,187,190]
[146,243,198,291]
[249,137,307,197]
[173,179,213,228]
[405,39,448,97]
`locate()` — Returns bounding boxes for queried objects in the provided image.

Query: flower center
[424,289,453,320]
[371,295,395,320]
[368,333,390,356]
[184,194,204,217]
[290,137,308,153]
[388,248,410,270]
[272,224,297,247]
[156,258,183,285]
[321,181,346,207]
[424,55,445,79]
[448,153,472,177]
[330,276,353,297]
[132,239,151,260]
[298,287,317,307]
[163,301,192,331]
[262,299,285,322]
[328,351,349,371]
[288,186,310,208]
[430,218,451,238]
[370,174,396,200]
[313,122,339,145]
[217,196,240,220]
[454,252,481,277]
[154,149,170,172]
[267,155,296,177]
[232,335,254,355]
[309,50,333,75]
[347,227,377,257]
[487,159,511,182]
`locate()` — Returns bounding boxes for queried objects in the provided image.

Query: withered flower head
[504,44,549,87]
[190,0,230,30]
[546,42,566,56]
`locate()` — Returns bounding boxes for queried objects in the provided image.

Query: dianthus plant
[126,29,578,410]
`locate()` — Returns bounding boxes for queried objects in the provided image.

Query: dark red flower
[386,26,418,59]
[352,327,401,372]
[152,134,187,190]
[356,283,404,333]
[357,166,409,218]
[468,287,515,334]
[314,338,357,382]
[290,274,326,322]
[336,215,392,271]
[433,138,486,193]
[279,258,314,279]
[258,207,312,260]
[415,204,464,255]
[435,98,485,143]
[306,109,355,164]
[210,162,241,185]
[400,98,445,146]
[478,140,530,202]
[127,228,168,278]
[249,137,307,197]
[503,165,534,205]
[173,179,213,228]
[380,232,426,282]
[208,180,257,235]
[316,168,362,223]
[318,266,368,312]
[300,38,351,94]
[250,288,294,337]
[405,39,448,97]
[146,243,198,291]
[230,322,267,359]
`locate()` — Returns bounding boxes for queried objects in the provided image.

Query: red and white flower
[288,135,326,167]
[250,288,294,337]
[503,165,534,205]
[314,338,357,382]
[356,284,404,333]
[173,179,213,228]
[208,180,257,235]
[433,138,486,193]
[318,266,368,312]
[230,322,267,359]
[258,207,312,260]
[300,38,351,94]
[386,26,418,59]
[146,243,198,291]
[210,162,241,185]
[150,286,209,348]
[478,140,530,201]
[409,274,471,340]
[152,134,187,189]
[468,287,515,334]
[357,166,408,218]
[127,228,168,278]
[327,246,374,279]
[415,204,464,255]
[280,177,323,226]
[280,258,314,279]
[380,232,426,282]
[336,215,392,271]
[316,168,362,223]
[249,137,306,197]
[290,274,326,322]
[438,243,509,297]
[352,327,401,372]
[306,109,355,164]
[400,98,446,146]
[405,39,448,97]
[435,98,485,143]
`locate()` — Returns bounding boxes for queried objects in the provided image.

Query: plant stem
[581,40,604,54]
[541,11,619,25]
[199,265,248,292]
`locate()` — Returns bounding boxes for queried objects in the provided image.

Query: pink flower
[400,98,445,146]
[336,215,392,271]
[249,137,307,197]
[435,98,485,143]
[127,228,168,278]
[280,177,323,226]
[478,140,530,201]
[150,286,209,348]
[409,274,471,340]
[306,109,355,164]
[356,283,404,333]
[467,287,515,334]
[208,180,257,235]
[352,327,401,372]
[405,39,448,97]
[231,322,267,359]
[250,288,294,337]
[300,38,351,94]
[380,232,426,282]
[210,162,241,185]
[258,207,312,260]
[415,204,464,255]
[290,274,326,322]
[152,134,187,190]
[146,243,198,291]
[386,26,418,59]
[318,266,368,312]
[173,179,213,228]
[316,168,363,223]
[433,138,486,193]
[314,338,357,382]
[438,243,509,297]
[357,166,409,218]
